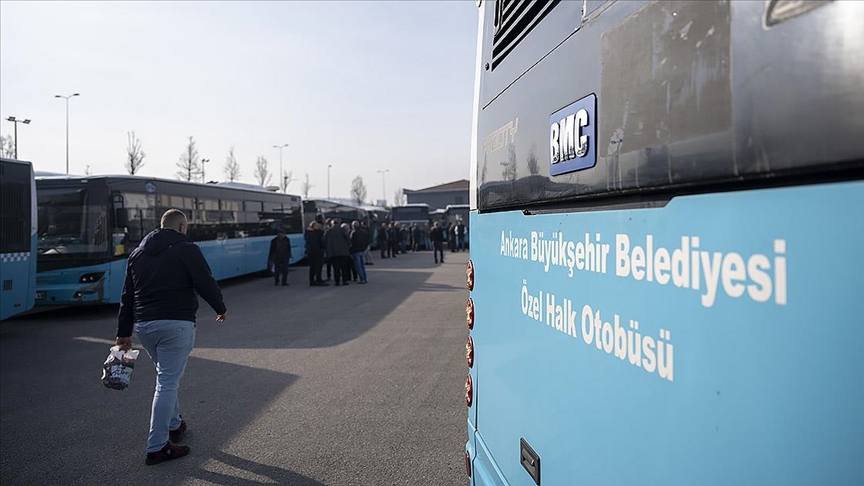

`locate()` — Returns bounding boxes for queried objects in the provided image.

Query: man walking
[268,228,292,286]
[430,221,445,264]
[115,209,227,466]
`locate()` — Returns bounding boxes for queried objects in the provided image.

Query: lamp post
[201,158,210,182]
[377,169,389,204]
[54,93,80,174]
[327,164,332,199]
[5,116,31,159]
[273,143,289,192]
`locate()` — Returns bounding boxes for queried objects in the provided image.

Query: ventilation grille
[2,279,12,291]
[492,0,560,70]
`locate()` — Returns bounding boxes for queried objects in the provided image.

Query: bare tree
[527,144,539,175]
[481,155,488,185]
[254,155,272,187]
[125,131,146,175]
[223,146,241,182]
[0,134,14,158]
[176,136,201,181]
[350,176,367,205]
[393,187,404,207]
[501,144,517,181]
[281,170,295,192]
[301,173,313,198]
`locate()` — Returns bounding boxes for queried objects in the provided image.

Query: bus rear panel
[466,1,864,485]
[0,158,37,320]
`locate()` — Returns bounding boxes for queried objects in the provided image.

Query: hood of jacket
[138,228,191,256]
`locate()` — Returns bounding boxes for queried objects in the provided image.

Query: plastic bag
[101,345,140,390]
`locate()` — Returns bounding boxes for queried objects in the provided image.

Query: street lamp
[5,116,31,159]
[54,93,80,174]
[273,143,289,192]
[201,158,210,182]
[327,164,332,199]
[377,169,389,204]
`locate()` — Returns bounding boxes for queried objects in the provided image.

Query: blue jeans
[352,252,367,282]
[134,319,196,452]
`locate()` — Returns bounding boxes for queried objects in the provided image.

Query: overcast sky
[0,1,478,203]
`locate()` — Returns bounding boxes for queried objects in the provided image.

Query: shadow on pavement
[0,251,468,485]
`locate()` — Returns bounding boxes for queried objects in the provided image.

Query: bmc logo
[549,93,596,176]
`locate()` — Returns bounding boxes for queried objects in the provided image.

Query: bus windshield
[37,187,108,255]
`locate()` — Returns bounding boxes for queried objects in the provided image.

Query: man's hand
[216,313,227,322]
[115,336,132,351]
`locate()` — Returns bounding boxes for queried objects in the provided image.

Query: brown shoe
[169,419,186,440]
[145,442,190,466]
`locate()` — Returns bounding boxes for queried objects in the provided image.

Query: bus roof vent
[492,0,560,70]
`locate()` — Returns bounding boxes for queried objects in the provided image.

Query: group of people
[303,217,371,286]
[375,220,468,260]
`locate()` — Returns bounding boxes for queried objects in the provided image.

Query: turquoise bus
[0,158,37,320]
[35,174,303,306]
[465,1,864,485]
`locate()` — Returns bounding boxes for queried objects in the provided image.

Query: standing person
[115,209,227,466]
[430,221,445,264]
[412,223,422,251]
[325,219,352,286]
[377,222,389,259]
[387,222,399,258]
[449,223,458,252]
[268,229,292,286]
[456,220,466,252]
[350,220,370,284]
[305,221,328,286]
[361,220,374,266]
[323,219,335,281]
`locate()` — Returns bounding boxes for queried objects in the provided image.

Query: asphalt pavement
[0,249,471,486]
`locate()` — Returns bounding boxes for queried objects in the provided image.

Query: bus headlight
[79,272,105,283]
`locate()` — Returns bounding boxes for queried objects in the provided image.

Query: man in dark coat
[377,222,389,258]
[325,221,352,286]
[115,209,226,466]
[350,220,370,284]
[305,221,327,286]
[387,222,399,258]
[268,228,292,286]
[430,221,445,264]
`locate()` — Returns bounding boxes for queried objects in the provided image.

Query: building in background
[402,179,469,210]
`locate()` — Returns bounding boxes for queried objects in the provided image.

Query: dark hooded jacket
[117,229,226,337]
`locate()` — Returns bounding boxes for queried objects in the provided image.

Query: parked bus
[0,158,37,320]
[35,174,303,306]
[465,1,864,485]
[391,203,431,249]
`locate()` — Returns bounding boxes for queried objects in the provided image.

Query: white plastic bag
[101,345,140,390]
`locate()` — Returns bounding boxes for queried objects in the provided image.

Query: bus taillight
[465,374,473,407]
[466,260,475,290]
[465,450,472,477]
[466,298,475,330]
[466,336,474,368]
